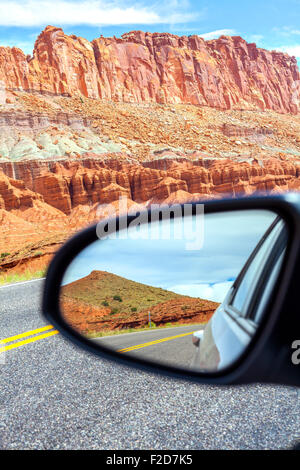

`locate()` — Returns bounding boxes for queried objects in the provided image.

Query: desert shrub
[111,308,119,315]
[131,307,137,312]
[113,295,122,302]
[0,253,10,258]
[102,300,109,307]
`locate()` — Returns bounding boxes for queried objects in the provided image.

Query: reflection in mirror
[60,209,287,373]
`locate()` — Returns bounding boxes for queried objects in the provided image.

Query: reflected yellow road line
[0,325,55,344]
[0,330,59,353]
[118,331,195,353]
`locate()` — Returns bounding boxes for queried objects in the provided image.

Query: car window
[253,248,286,324]
[229,220,285,318]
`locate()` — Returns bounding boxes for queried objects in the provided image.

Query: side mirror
[42,195,300,386]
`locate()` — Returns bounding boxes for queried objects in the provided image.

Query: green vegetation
[0,253,10,259]
[61,271,219,335]
[0,269,46,286]
[62,270,181,316]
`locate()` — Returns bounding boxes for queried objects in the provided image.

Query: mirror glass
[59,208,287,373]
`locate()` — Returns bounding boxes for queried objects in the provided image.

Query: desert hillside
[60,270,219,334]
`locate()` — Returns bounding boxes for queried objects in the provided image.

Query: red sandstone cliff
[0,170,43,211]
[0,156,300,271]
[0,26,299,113]
[1,157,299,215]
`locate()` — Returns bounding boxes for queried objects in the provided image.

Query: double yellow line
[0,325,59,353]
[118,331,195,353]
[1,327,196,354]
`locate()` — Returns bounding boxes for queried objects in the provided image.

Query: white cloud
[0,0,195,26]
[169,282,233,303]
[272,26,300,37]
[199,29,237,40]
[277,45,300,58]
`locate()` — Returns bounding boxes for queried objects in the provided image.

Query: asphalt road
[95,324,203,369]
[0,279,299,450]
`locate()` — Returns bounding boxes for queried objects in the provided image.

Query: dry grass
[62,270,181,319]
[0,269,46,286]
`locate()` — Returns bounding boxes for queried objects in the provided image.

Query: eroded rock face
[0,157,299,215]
[0,111,91,132]
[0,155,300,269]
[0,170,43,210]
[0,26,299,113]
[221,124,273,138]
[34,172,72,214]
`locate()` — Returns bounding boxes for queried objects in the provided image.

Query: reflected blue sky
[62,210,277,302]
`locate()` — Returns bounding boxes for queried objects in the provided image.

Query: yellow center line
[117,331,195,353]
[0,325,55,344]
[0,330,59,353]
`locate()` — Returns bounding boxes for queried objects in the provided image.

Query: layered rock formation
[0,155,299,273]
[0,110,91,132]
[0,170,43,210]
[0,26,299,113]
[61,295,218,333]
[1,156,299,215]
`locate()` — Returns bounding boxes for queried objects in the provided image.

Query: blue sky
[62,210,276,303]
[0,0,299,63]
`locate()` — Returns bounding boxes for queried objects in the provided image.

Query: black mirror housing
[42,194,300,387]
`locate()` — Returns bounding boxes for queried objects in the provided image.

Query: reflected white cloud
[169,281,233,302]
[62,209,277,303]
